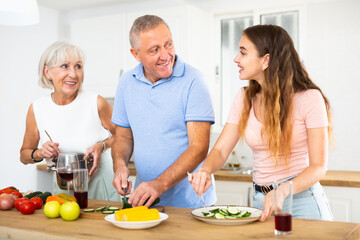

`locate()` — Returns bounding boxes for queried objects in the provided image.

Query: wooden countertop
[0,199,359,240]
[37,163,360,188]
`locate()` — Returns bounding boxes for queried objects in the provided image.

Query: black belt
[254,182,274,195]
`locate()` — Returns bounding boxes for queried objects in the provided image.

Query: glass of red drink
[274,180,293,235]
[73,169,89,208]
[56,153,79,194]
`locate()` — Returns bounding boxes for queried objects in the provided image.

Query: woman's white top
[32,91,119,201]
[33,91,109,153]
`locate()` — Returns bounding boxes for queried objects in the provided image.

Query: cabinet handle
[215,65,220,82]
[247,187,252,206]
[119,69,123,78]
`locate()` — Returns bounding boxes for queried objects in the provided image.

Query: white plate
[104,212,168,229]
[190,205,261,225]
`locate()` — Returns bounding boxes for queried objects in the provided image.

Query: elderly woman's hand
[84,142,103,178]
[188,168,212,197]
[40,141,60,159]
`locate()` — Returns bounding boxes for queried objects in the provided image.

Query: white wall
[304,0,360,170]
[0,7,59,191]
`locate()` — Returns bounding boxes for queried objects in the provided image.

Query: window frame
[215,5,306,128]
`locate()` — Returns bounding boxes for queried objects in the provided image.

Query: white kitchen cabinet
[323,186,360,223]
[215,180,253,206]
[70,14,128,98]
[70,5,213,98]
[215,181,360,223]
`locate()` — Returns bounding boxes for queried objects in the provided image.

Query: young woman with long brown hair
[188,25,333,221]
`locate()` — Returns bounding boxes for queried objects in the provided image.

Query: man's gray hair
[129,15,171,50]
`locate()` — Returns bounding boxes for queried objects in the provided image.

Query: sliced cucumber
[202,212,210,216]
[202,206,251,219]
[227,207,240,215]
[96,206,107,211]
[237,210,247,217]
[206,212,214,217]
[108,207,119,211]
[219,208,228,215]
[209,208,219,214]
[242,212,251,218]
[215,213,226,219]
[83,209,95,212]
[102,210,114,214]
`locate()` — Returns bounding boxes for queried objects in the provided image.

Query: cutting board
[80,202,165,220]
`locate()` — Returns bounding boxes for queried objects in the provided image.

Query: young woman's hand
[188,168,212,197]
[260,181,291,221]
[259,190,275,222]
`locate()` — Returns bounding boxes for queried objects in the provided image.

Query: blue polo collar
[132,55,185,86]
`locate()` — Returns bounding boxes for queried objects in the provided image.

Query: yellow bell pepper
[114,206,160,221]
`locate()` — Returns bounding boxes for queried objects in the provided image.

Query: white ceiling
[36,0,211,11]
[36,0,136,11]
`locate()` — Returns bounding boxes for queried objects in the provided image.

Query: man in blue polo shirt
[111,15,216,208]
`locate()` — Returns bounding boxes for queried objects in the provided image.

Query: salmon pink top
[227,89,328,185]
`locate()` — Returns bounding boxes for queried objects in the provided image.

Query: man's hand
[112,166,131,196]
[112,125,134,196]
[128,179,166,207]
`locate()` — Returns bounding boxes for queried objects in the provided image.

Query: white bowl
[191,205,261,225]
[104,212,168,229]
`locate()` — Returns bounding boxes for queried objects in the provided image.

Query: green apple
[60,201,80,221]
[43,201,61,218]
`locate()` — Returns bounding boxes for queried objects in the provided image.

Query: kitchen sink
[225,167,253,175]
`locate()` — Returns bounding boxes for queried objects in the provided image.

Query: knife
[122,180,128,206]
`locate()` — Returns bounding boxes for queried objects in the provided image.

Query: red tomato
[14,198,28,211]
[11,192,23,199]
[0,186,18,195]
[1,189,18,194]
[19,201,35,214]
[30,197,43,209]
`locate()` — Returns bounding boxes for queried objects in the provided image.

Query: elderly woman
[20,41,119,201]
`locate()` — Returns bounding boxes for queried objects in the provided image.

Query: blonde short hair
[38,41,85,89]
